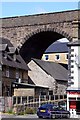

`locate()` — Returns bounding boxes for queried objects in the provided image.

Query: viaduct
[0,10,80,62]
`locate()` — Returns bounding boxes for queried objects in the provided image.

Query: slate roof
[0,37,30,71]
[13,82,49,89]
[0,37,13,47]
[0,44,9,52]
[8,47,19,54]
[2,55,30,70]
[45,41,68,53]
[32,58,68,81]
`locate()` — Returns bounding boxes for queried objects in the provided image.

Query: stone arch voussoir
[20,27,72,48]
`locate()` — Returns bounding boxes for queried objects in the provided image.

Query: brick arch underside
[20,28,72,63]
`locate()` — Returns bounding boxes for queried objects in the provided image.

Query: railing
[0,94,67,112]
[13,94,67,109]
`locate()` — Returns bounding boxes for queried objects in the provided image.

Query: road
[1,118,80,120]
[1,114,80,120]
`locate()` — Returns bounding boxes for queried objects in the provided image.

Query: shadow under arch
[20,28,72,63]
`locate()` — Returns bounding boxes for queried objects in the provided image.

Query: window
[45,55,49,60]
[65,54,68,60]
[71,70,74,73]
[16,70,19,79]
[6,67,9,77]
[71,65,74,68]
[71,49,74,52]
[55,55,60,60]
[71,54,74,57]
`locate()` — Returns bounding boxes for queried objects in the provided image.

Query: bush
[7,109,13,114]
[25,107,36,114]
[18,111,24,115]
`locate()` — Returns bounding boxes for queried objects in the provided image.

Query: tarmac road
[1,114,80,120]
[1,117,80,120]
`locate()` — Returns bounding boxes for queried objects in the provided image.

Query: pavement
[0,112,38,118]
[0,112,80,119]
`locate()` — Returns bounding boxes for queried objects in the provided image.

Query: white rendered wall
[71,46,79,88]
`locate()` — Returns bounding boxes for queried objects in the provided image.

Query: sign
[67,91,80,95]
[69,101,76,109]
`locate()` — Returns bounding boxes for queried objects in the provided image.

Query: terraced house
[0,38,30,96]
[42,40,68,69]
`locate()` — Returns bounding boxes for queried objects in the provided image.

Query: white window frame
[16,70,19,79]
[6,67,9,77]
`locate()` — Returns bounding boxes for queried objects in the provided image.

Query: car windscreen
[40,104,53,109]
[53,107,65,111]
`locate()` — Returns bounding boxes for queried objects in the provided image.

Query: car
[37,103,58,119]
[51,106,70,119]
[37,103,70,119]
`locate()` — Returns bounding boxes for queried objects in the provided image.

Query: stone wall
[0,10,80,48]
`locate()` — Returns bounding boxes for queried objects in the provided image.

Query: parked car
[37,103,70,119]
[37,103,57,118]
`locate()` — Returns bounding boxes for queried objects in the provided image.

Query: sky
[1,2,80,18]
[1,1,79,42]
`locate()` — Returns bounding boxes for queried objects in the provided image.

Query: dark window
[71,65,74,68]
[17,97,21,104]
[71,54,74,57]
[49,90,53,95]
[71,49,74,52]
[69,76,74,79]
[45,55,48,60]
[71,60,74,63]
[13,97,16,104]
[71,70,74,73]
[55,55,60,60]
[66,54,68,60]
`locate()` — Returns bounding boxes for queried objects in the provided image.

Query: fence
[0,97,12,112]
[0,94,67,113]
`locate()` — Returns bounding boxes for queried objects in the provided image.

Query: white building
[67,41,80,118]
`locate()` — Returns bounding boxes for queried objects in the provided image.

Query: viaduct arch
[0,10,80,62]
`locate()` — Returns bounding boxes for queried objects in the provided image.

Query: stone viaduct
[0,10,80,62]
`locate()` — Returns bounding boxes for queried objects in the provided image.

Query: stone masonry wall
[0,10,80,48]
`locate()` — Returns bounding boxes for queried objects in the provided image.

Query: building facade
[0,38,30,96]
[67,41,80,118]
[42,41,68,67]
[28,58,68,96]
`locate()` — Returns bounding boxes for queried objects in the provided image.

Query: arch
[19,27,72,62]
[19,27,72,48]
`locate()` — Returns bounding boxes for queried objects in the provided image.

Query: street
[1,114,80,120]
[1,118,80,120]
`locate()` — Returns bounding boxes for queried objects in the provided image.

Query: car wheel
[38,116,43,118]
[67,114,70,118]
[51,114,55,119]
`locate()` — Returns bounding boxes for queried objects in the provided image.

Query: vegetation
[4,105,37,115]
[6,108,15,114]
[25,107,36,114]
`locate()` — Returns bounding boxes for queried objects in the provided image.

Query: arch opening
[20,31,70,63]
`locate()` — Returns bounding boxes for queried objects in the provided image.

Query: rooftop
[32,58,68,81]
[45,41,68,53]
